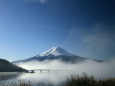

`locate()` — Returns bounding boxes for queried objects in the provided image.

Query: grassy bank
[2,73,115,86]
[66,73,115,86]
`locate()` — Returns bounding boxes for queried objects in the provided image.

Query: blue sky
[0,0,115,61]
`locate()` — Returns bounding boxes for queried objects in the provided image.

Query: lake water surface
[0,70,114,86]
[0,71,78,86]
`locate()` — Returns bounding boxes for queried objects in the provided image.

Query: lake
[0,70,114,86]
[0,71,78,86]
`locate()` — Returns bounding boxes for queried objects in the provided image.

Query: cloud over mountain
[15,58,115,79]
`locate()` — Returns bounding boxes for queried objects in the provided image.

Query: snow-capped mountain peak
[38,47,74,56]
[13,47,102,63]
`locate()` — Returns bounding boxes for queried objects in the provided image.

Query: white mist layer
[15,59,115,79]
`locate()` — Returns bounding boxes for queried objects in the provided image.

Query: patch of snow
[38,47,74,57]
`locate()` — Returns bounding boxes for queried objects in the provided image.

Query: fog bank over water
[16,58,115,78]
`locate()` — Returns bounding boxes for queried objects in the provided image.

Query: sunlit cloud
[15,58,115,79]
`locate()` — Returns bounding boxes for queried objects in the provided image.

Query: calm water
[0,70,114,86]
[0,71,77,86]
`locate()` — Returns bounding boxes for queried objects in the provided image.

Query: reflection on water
[0,72,21,85]
[0,73,17,81]
[0,71,76,86]
[0,70,114,86]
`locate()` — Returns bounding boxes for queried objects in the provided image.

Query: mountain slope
[39,47,74,56]
[0,59,28,72]
[13,47,102,63]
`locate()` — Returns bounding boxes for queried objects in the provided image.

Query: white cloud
[15,59,115,79]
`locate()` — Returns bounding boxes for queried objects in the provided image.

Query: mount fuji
[13,47,102,63]
[39,47,74,57]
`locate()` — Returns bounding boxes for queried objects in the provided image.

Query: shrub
[2,73,115,86]
[65,73,115,86]
[98,78,115,86]
[65,72,97,86]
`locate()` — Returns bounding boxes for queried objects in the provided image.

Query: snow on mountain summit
[38,47,74,56]
[13,47,103,63]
